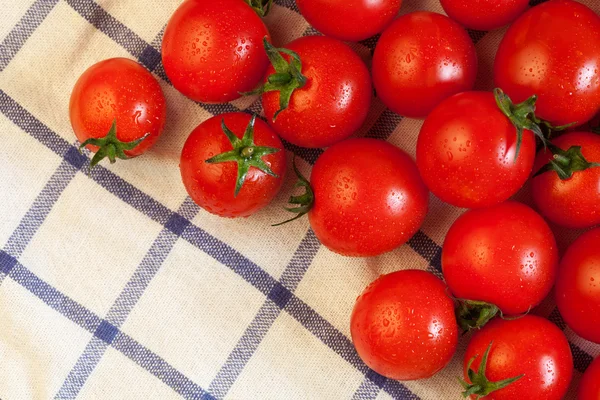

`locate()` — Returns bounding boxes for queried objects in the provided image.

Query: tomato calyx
[244,0,273,17]
[455,298,500,333]
[534,142,600,180]
[459,341,524,399]
[78,119,149,169]
[272,157,314,226]
[205,115,281,197]
[244,38,308,121]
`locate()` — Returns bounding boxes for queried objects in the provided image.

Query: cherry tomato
[417,91,536,208]
[260,36,371,148]
[494,0,600,127]
[462,316,573,400]
[296,0,402,42]
[439,0,529,31]
[531,132,600,229]
[162,0,270,103]
[372,11,477,119]
[442,202,558,316]
[579,357,600,400]
[305,138,428,256]
[351,269,458,380]
[555,228,600,344]
[180,113,286,218]
[69,58,166,168]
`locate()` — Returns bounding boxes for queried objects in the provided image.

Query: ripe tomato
[442,202,558,316]
[531,132,600,229]
[162,0,270,103]
[372,11,477,119]
[494,0,600,127]
[261,36,371,148]
[351,269,458,380]
[579,357,600,400]
[180,113,286,217]
[70,58,166,168]
[417,91,536,208]
[439,0,529,31]
[462,316,573,400]
[302,138,428,256]
[296,0,402,42]
[555,228,600,344]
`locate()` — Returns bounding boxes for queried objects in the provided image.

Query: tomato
[261,36,372,148]
[579,357,600,400]
[162,0,270,103]
[442,202,558,317]
[439,0,529,31]
[372,11,477,119]
[69,58,166,168]
[531,132,600,229]
[555,228,600,344]
[296,0,402,42]
[494,0,600,127]
[299,138,428,256]
[351,269,458,380]
[180,113,286,217]
[417,91,536,208]
[462,316,573,400]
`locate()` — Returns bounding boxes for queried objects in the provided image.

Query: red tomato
[307,138,428,256]
[351,270,458,380]
[180,113,286,217]
[463,316,573,400]
[442,202,558,315]
[440,0,529,31]
[531,132,600,229]
[296,0,402,42]
[262,36,372,148]
[494,0,600,127]
[417,91,536,208]
[579,357,600,400]
[555,228,600,344]
[70,58,166,167]
[372,12,477,119]
[162,0,270,103]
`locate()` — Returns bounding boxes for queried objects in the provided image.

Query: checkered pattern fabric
[1,0,599,399]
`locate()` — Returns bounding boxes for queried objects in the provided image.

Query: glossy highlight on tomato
[372,11,477,119]
[351,270,458,380]
[442,202,558,315]
[440,0,529,31]
[296,0,402,42]
[494,0,600,127]
[262,36,372,148]
[162,0,270,103]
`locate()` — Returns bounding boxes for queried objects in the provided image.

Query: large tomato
[69,58,166,168]
[180,113,286,217]
[462,316,573,400]
[351,270,458,380]
[296,0,402,42]
[442,202,558,318]
[417,91,536,208]
[531,132,600,229]
[494,0,600,127]
[440,0,529,31]
[555,228,600,344]
[261,36,371,148]
[579,357,600,400]
[162,0,270,103]
[372,11,477,119]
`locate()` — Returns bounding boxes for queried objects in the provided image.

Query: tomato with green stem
[69,58,166,169]
[180,113,286,218]
[462,316,573,400]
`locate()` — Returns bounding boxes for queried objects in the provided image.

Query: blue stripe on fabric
[364,109,403,140]
[352,378,381,400]
[0,0,60,71]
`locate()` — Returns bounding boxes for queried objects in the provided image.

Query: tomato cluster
[69,0,600,398]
